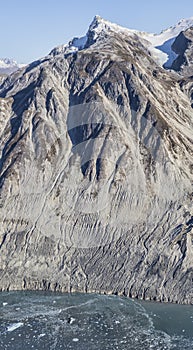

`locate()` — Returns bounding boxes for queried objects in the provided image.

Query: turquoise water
[0,292,192,349]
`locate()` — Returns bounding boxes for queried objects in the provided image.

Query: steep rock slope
[171,26,193,75]
[0,17,193,303]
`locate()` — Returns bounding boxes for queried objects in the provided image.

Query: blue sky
[1,0,193,63]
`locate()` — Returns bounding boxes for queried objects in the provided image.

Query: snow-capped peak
[89,16,193,67]
[0,58,25,75]
[49,15,138,57]
[50,15,193,68]
[88,15,137,38]
[160,17,193,38]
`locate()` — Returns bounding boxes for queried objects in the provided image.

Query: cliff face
[0,17,193,303]
[171,27,193,75]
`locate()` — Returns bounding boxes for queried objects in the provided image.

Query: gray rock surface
[171,26,193,75]
[0,17,193,303]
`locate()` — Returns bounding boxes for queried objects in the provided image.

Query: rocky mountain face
[0,16,193,303]
[0,75,6,84]
[169,26,193,74]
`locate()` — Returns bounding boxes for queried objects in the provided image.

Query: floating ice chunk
[68,317,76,324]
[38,333,46,338]
[7,323,24,332]
[72,338,79,342]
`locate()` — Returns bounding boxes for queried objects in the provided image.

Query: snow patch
[156,38,178,68]
[142,17,193,66]
[49,35,87,56]
[71,36,87,49]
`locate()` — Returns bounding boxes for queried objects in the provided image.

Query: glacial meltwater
[0,292,192,350]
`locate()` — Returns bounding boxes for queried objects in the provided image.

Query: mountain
[141,17,193,67]
[0,16,193,303]
[50,16,193,69]
[0,58,25,75]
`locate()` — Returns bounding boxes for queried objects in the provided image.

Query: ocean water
[0,291,192,350]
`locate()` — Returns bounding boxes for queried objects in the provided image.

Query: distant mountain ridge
[0,58,25,75]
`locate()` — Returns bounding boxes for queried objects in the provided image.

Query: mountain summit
[50,15,193,69]
[0,17,193,303]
